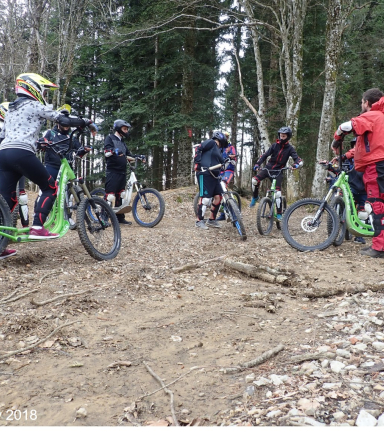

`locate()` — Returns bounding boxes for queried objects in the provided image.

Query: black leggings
[0,148,57,226]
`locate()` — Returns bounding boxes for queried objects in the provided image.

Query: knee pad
[211,201,221,218]
[199,197,211,218]
[275,190,282,209]
[19,193,28,206]
[252,177,259,192]
[372,212,384,237]
[106,193,116,206]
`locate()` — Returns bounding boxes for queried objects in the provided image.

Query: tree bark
[311,0,354,198]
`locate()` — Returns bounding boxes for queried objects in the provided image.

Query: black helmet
[277,126,292,141]
[212,130,228,148]
[113,119,131,138]
[350,137,357,148]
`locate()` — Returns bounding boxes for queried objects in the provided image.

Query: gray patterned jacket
[0,98,60,153]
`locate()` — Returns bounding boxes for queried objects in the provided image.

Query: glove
[76,146,92,158]
[81,118,93,127]
[37,137,49,151]
[134,154,146,162]
[292,163,299,170]
[114,148,122,156]
[253,164,260,171]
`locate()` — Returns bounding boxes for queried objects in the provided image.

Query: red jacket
[352,97,384,172]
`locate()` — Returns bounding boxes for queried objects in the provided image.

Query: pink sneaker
[29,227,59,240]
[0,249,17,260]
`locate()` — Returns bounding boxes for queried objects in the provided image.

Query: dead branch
[221,344,285,373]
[221,310,261,320]
[39,269,63,284]
[31,289,91,306]
[302,282,384,299]
[107,361,132,368]
[173,254,227,273]
[143,361,180,426]
[223,259,291,285]
[0,320,81,361]
[139,366,199,401]
[0,289,38,305]
[288,351,336,364]
[0,288,21,303]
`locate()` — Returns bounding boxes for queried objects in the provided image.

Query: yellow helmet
[224,130,230,140]
[15,73,59,105]
[0,102,9,120]
[57,104,71,115]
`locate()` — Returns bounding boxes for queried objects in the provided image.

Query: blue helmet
[212,130,228,148]
[277,126,292,140]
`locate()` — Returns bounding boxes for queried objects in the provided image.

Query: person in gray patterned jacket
[0,73,95,259]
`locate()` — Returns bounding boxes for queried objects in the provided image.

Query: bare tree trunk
[239,0,271,152]
[311,0,354,197]
[26,0,48,72]
[177,24,196,187]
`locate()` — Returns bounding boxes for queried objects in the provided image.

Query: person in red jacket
[333,87,384,257]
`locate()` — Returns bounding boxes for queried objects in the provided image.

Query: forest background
[0,0,383,199]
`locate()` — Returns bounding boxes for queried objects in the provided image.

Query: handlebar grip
[209,163,223,171]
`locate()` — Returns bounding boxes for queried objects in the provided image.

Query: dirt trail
[0,187,383,426]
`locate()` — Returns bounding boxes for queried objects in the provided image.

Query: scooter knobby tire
[226,198,247,241]
[0,194,13,255]
[90,187,106,198]
[77,196,121,261]
[132,188,165,228]
[256,197,274,235]
[282,198,339,252]
[231,191,242,212]
[329,196,347,247]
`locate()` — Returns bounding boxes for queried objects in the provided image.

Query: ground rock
[330,360,345,373]
[355,410,377,427]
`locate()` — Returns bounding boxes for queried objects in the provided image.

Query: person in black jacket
[194,131,227,229]
[104,119,133,225]
[43,109,87,180]
[249,126,303,217]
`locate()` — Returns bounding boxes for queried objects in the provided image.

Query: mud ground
[0,187,382,426]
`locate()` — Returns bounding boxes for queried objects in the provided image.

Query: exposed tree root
[0,320,81,361]
[221,344,285,374]
[31,290,91,306]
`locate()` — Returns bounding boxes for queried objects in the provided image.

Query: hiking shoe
[206,219,221,228]
[118,219,132,225]
[216,213,226,221]
[195,220,208,230]
[360,247,384,258]
[354,236,366,244]
[0,249,17,260]
[249,197,259,208]
[29,227,59,240]
[276,214,282,221]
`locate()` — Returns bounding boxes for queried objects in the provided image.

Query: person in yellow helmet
[0,73,96,258]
